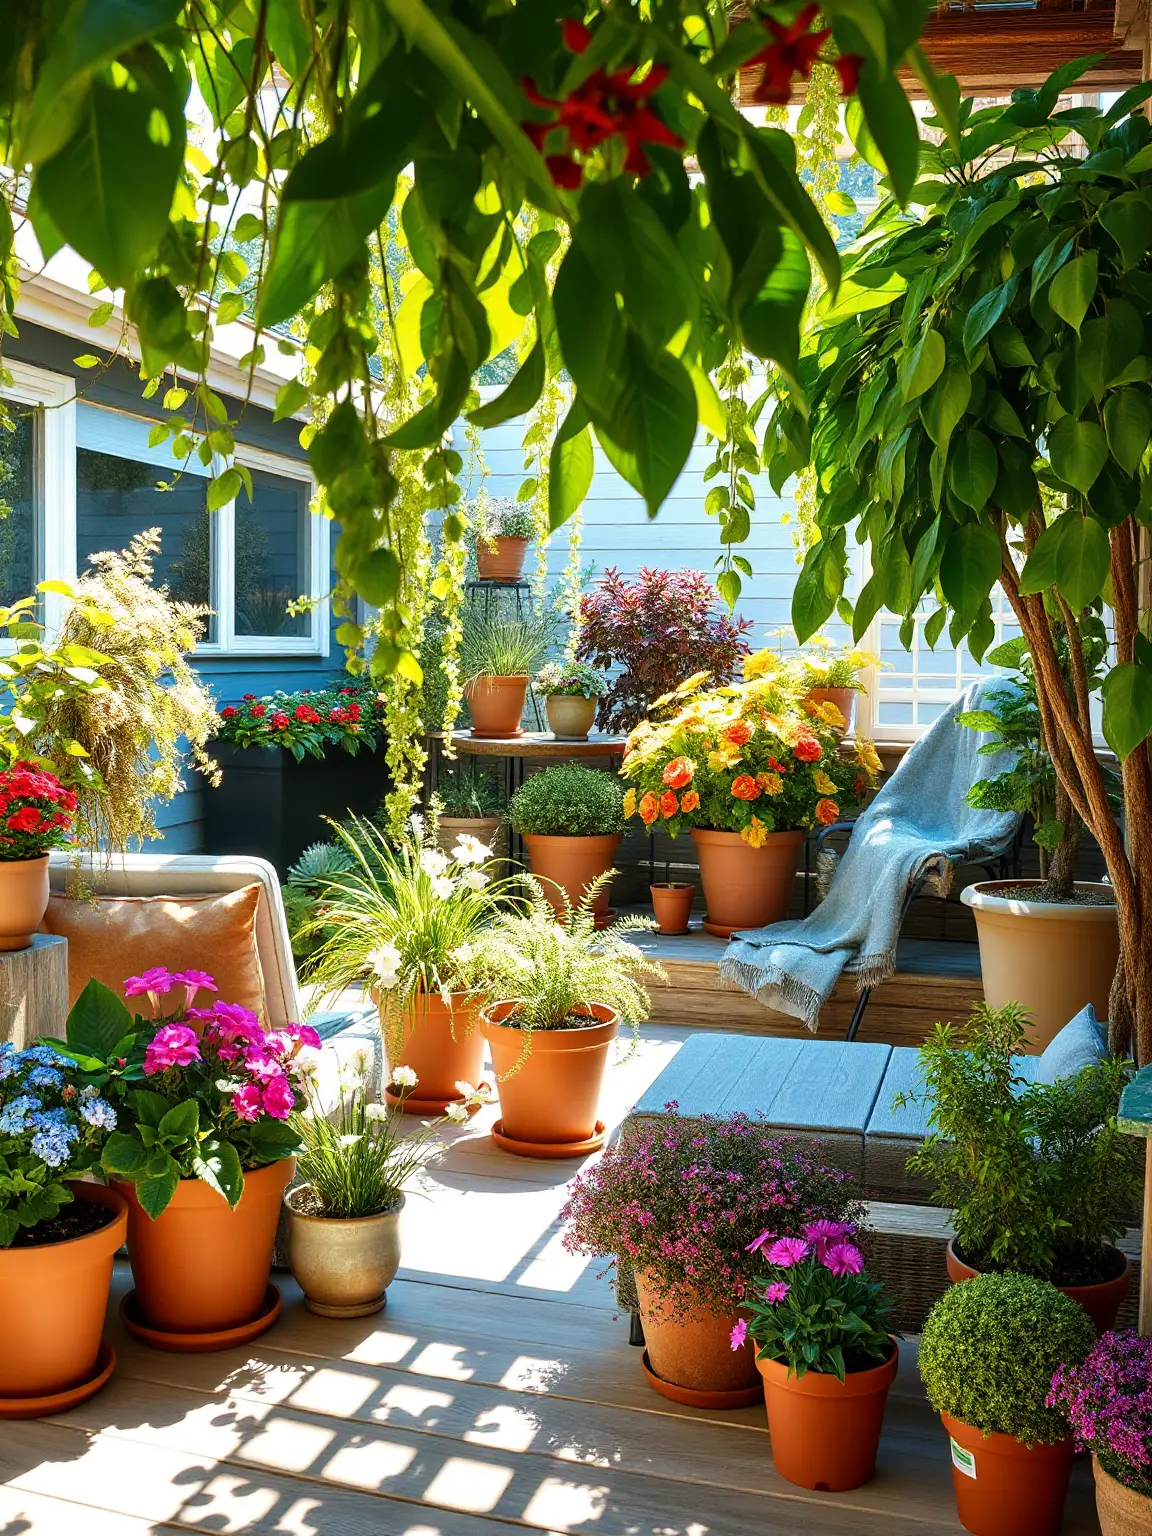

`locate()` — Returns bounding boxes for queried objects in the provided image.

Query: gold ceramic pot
[284,1187,404,1318]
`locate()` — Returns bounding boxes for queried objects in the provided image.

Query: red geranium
[793,734,821,763]
[221,705,238,719]
[294,704,321,724]
[270,712,290,730]
[0,762,75,861]
[251,704,266,718]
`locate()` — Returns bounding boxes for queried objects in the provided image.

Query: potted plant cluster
[920,1272,1095,1536]
[796,635,877,735]
[621,652,881,936]
[901,1001,1139,1331]
[473,497,536,582]
[0,762,77,951]
[561,1108,860,1406]
[466,879,664,1157]
[1049,1329,1152,1536]
[460,607,551,739]
[742,1222,897,1491]
[508,763,625,925]
[532,660,607,741]
[59,968,311,1350]
[432,761,506,859]
[0,1040,124,1416]
[956,637,1120,1050]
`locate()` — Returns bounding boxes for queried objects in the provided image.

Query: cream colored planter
[961,880,1119,1053]
[284,1187,403,1317]
[436,814,506,862]
[545,694,597,740]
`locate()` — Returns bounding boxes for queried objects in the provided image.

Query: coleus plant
[0,1,946,682]
[762,59,1152,1061]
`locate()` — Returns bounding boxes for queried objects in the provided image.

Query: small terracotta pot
[545,694,597,740]
[464,674,529,738]
[803,686,857,733]
[945,1238,1131,1335]
[0,855,50,952]
[634,1269,758,1396]
[285,1187,404,1318]
[119,1158,293,1336]
[480,1000,617,1149]
[382,991,485,1114]
[650,882,695,935]
[1094,1454,1152,1536]
[522,832,620,924]
[691,827,805,938]
[961,880,1119,1052]
[942,1411,1074,1536]
[476,535,529,581]
[436,814,506,863]
[757,1341,899,1491]
[0,1182,127,1400]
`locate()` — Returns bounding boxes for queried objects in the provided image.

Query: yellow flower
[810,700,846,731]
[855,737,883,778]
[743,649,779,681]
[812,769,838,796]
[622,787,637,820]
[757,772,783,796]
[707,744,743,772]
[741,816,769,849]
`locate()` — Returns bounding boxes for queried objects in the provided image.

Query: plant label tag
[950,1439,977,1480]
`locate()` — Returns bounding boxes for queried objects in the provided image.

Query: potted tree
[1050,1329,1152,1536]
[468,880,664,1156]
[561,1108,861,1407]
[0,1040,124,1415]
[0,764,77,950]
[460,608,551,739]
[473,498,536,582]
[432,762,506,860]
[902,1002,1140,1331]
[508,763,625,925]
[532,660,608,741]
[956,637,1120,1049]
[920,1273,1095,1536]
[743,1223,897,1491]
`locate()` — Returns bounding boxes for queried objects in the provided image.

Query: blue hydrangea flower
[30,1108,77,1138]
[79,1097,117,1131]
[18,1046,65,1068]
[0,1095,43,1134]
[25,1065,64,1090]
[0,1043,16,1081]
[30,1127,75,1168]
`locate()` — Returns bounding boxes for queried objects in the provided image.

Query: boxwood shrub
[509,764,625,838]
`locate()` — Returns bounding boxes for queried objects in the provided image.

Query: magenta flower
[244,1049,283,1083]
[745,1229,776,1254]
[803,1219,856,1245]
[231,1083,262,1122]
[262,1074,295,1119]
[282,1020,322,1052]
[143,1024,201,1075]
[125,967,174,996]
[172,969,217,1013]
[730,1317,748,1351]
[822,1242,865,1277]
[763,1281,791,1305]
[765,1236,810,1268]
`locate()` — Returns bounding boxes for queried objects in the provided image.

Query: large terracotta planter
[945,1238,1131,1334]
[285,1187,403,1318]
[0,1181,126,1403]
[691,827,805,938]
[480,1000,617,1154]
[464,674,529,738]
[382,990,485,1114]
[757,1341,899,1491]
[634,1269,759,1401]
[961,880,1119,1052]
[436,814,506,863]
[650,882,695,935]
[521,832,620,925]
[476,536,529,581]
[0,854,50,952]
[942,1411,1074,1536]
[803,686,856,733]
[545,694,597,740]
[1094,1454,1152,1536]
[119,1158,293,1337]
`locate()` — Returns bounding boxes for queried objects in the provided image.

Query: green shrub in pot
[508,763,625,838]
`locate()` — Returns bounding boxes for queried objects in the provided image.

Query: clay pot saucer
[0,1341,117,1419]
[121,1285,282,1353]
[490,1118,607,1158]
[640,1349,763,1409]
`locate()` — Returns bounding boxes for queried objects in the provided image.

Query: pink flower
[745,1229,776,1254]
[172,970,217,1013]
[282,1020,322,1052]
[765,1236,810,1268]
[244,1049,283,1083]
[125,966,177,1018]
[822,1242,865,1277]
[231,1083,263,1122]
[763,1281,791,1304]
[730,1317,748,1351]
[262,1074,296,1119]
[803,1219,856,1245]
[143,1024,202,1075]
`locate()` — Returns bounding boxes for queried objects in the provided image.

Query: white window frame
[1,360,77,635]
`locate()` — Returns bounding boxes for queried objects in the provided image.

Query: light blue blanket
[719,681,1022,1030]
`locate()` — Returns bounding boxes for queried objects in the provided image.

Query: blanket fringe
[719,955,823,1032]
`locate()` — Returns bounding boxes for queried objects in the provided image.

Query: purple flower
[745,1229,777,1254]
[821,1242,865,1277]
[763,1281,791,1305]
[765,1236,810,1268]
[143,1024,201,1075]
[730,1317,748,1351]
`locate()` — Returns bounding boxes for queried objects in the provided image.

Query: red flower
[251,704,266,718]
[816,798,840,826]
[346,703,361,721]
[793,734,821,763]
[294,704,321,724]
[834,53,864,95]
[731,775,762,801]
[243,693,256,700]
[6,806,42,833]
[562,18,592,54]
[221,706,238,719]
[748,3,830,106]
[270,712,290,730]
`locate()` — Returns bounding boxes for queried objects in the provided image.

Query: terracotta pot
[476,535,529,581]
[1094,1454,1152,1536]
[945,1238,1131,1334]
[961,880,1119,1052]
[545,694,597,740]
[0,855,50,952]
[522,832,620,924]
[464,674,529,738]
[757,1341,899,1491]
[480,1000,617,1148]
[119,1158,293,1336]
[942,1411,1074,1536]
[382,990,485,1114]
[436,814,506,863]
[285,1187,403,1318]
[634,1269,758,1396]
[803,686,856,733]
[650,882,695,935]
[0,1182,126,1400]
[690,827,805,938]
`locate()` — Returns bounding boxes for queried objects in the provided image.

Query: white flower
[368,942,402,988]
[419,848,450,879]
[455,1079,493,1105]
[338,1133,362,1149]
[365,1101,390,1122]
[352,1044,372,1074]
[460,868,490,892]
[390,1064,418,1089]
[408,812,425,839]
[454,1080,476,1098]
[429,874,455,901]
[444,1102,469,1124]
[451,834,491,867]
[454,942,475,966]
[290,1046,322,1080]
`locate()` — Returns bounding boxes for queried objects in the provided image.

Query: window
[0,361,75,631]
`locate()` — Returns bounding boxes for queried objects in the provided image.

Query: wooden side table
[0,934,69,1050]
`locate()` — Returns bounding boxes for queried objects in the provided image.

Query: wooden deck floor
[1,1024,1099,1536]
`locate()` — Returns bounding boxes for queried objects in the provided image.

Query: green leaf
[193,1139,243,1208]
[717,569,741,610]
[207,467,243,512]
[1017,518,1062,597]
[132,1089,170,1128]
[273,379,309,423]
[792,537,844,642]
[157,1099,200,1143]
[1054,516,1109,611]
[468,339,544,429]
[1048,251,1098,334]
[995,441,1040,520]
[259,180,397,330]
[137,1167,180,1220]
[948,428,999,510]
[743,129,840,295]
[354,548,400,608]
[963,278,1019,359]
[1048,416,1109,493]
[1099,191,1152,271]
[101,1132,149,1178]
[921,364,972,453]
[940,523,1002,623]
[215,292,246,326]
[1105,389,1152,476]
[1102,662,1152,760]
[736,223,811,384]
[899,329,946,403]
[594,347,696,517]
[548,398,594,532]
[854,63,921,205]
[66,977,134,1058]
[579,180,697,356]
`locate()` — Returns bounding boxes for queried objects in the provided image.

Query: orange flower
[793,733,821,763]
[659,790,678,818]
[731,775,762,801]
[662,755,695,789]
[721,719,752,747]
[681,789,700,813]
[816,798,839,826]
[639,791,660,825]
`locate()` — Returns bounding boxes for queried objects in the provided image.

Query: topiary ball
[919,1272,1095,1446]
[508,763,625,838]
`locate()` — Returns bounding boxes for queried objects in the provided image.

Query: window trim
[1,360,76,634]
